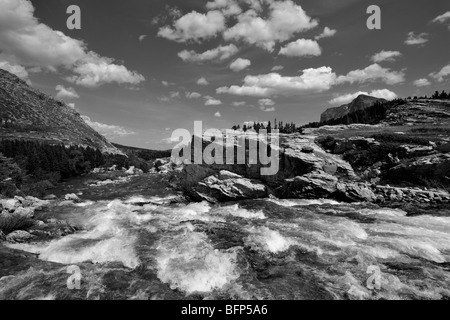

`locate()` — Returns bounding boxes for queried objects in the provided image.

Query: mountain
[0,69,122,154]
[320,95,387,123]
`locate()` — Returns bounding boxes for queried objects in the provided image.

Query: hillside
[0,69,122,155]
[320,94,387,123]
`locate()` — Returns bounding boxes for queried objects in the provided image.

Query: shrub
[0,214,35,234]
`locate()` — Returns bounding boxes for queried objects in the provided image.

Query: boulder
[281,172,338,198]
[192,170,267,202]
[64,193,80,201]
[336,183,377,202]
[6,230,33,243]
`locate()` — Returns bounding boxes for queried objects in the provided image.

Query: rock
[282,172,338,198]
[192,171,268,202]
[6,230,33,243]
[336,183,377,203]
[125,166,136,175]
[64,193,80,201]
[44,194,57,200]
[301,146,314,153]
[0,230,5,241]
[13,207,35,218]
[0,199,20,211]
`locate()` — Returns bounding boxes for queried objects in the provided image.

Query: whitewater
[1,174,449,300]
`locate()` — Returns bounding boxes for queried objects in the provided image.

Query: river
[1,174,449,300]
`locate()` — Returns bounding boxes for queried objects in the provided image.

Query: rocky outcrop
[320,95,386,123]
[190,170,268,202]
[388,153,450,185]
[373,185,450,204]
[0,196,49,218]
[5,230,33,243]
[176,134,359,202]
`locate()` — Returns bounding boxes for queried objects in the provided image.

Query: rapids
[1,174,449,300]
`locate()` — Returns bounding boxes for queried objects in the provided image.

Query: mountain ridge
[0,69,123,155]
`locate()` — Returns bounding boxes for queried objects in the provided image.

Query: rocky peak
[320,94,386,123]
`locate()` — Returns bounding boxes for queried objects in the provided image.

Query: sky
[0,0,449,149]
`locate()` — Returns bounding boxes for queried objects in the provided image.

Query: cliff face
[0,69,122,154]
[320,95,386,123]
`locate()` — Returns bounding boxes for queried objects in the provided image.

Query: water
[1,174,450,300]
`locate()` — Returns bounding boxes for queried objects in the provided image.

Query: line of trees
[407,90,450,100]
[232,119,298,134]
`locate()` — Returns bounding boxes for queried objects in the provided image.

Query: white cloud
[223,0,318,51]
[217,66,337,97]
[0,60,29,81]
[258,98,275,106]
[55,85,79,100]
[66,53,145,88]
[178,44,238,63]
[230,58,251,72]
[405,32,428,46]
[214,111,222,118]
[336,63,405,85]
[232,101,246,107]
[430,64,450,82]
[260,106,276,112]
[158,10,226,43]
[431,11,450,29]
[138,35,148,42]
[258,98,276,111]
[170,91,180,98]
[329,89,398,105]
[206,0,242,16]
[205,96,222,106]
[413,78,431,87]
[371,50,402,63]
[315,27,336,40]
[279,39,321,57]
[186,92,202,99]
[271,65,284,71]
[81,116,136,139]
[0,0,144,88]
[67,103,76,109]
[197,77,209,85]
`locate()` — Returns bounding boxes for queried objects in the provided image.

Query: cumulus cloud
[223,0,318,52]
[55,85,79,100]
[430,64,450,82]
[371,50,402,63]
[336,63,405,85]
[214,111,222,118]
[329,89,398,105]
[158,10,226,43]
[197,77,209,85]
[405,32,428,46]
[260,106,276,112]
[186,92,202,99]
[230,58,251,72]
[206,0,242,16]
[0,0,145,88]
[138,35,148,42]
[271,65,284,71]
[205,96,222,105]
[217,66,337,97]
[278,39,321,57]
[81,116,136,139]
[432,11,450,29]
[315,27,337,40]
[413,78,431,87]
[232,101,246,107]
[258,98,276,110]
[178,44,238,63]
